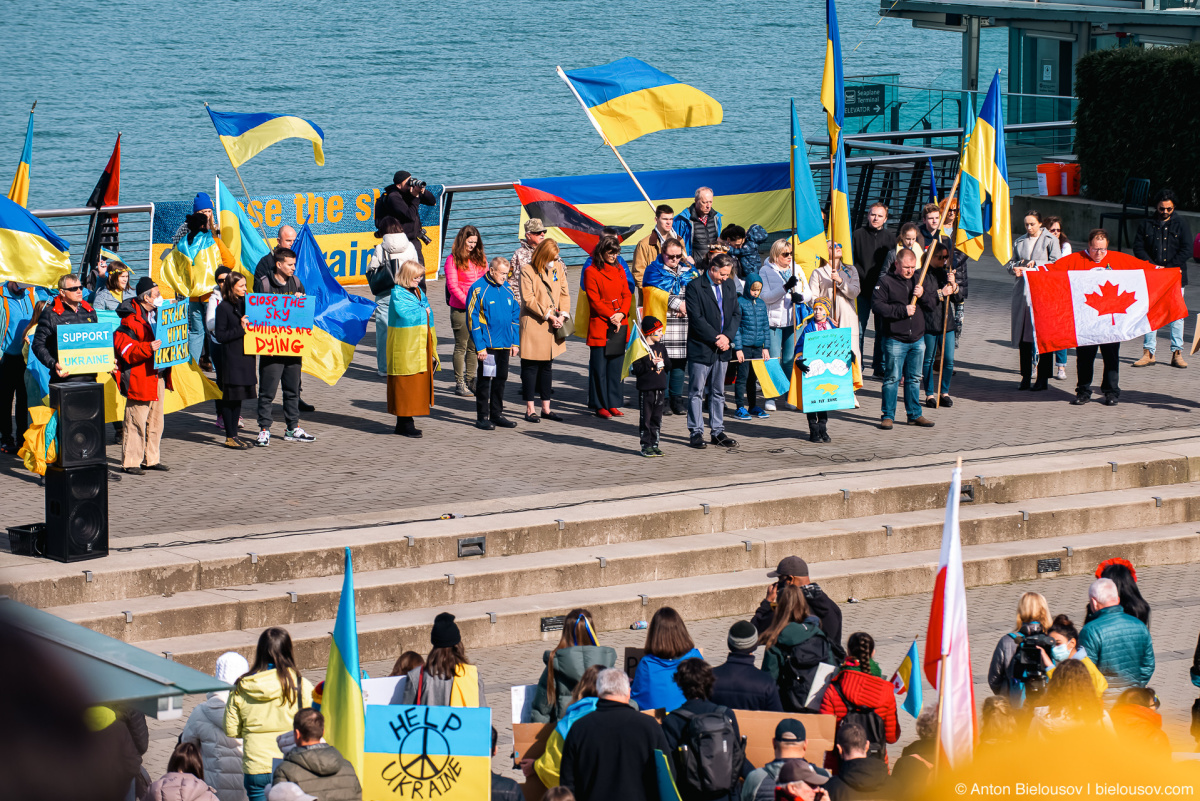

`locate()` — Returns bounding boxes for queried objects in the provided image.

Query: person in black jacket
[253,226,297,285]
[253,248,314,446]
[683,253,742,450]
[631,316,670,458]
[374,172,436,267]
[752,557,843,649]
[1133,188,1192,369]
[711,620,784,711]
[560,668,670,801]
[213,274,257,450]
[822,723,891,801]
[32,274,98,384]
[871,249,937,430]
[661,658,744,801]
[920,243,965,408]
[851,202,894,376]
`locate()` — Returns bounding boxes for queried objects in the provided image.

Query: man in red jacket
[114,277,172,475]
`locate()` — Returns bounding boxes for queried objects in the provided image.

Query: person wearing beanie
[795,298,837,443]
[374,171,435,268]
[711,620,783,712]
[181,652,252,801]
[113,277,172,474]
[402,613,485,706]
[733,271,771,420]
[630,315,671,457]
[194,192,215,214]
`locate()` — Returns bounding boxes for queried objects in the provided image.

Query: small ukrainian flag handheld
[752,358,791,399]
[205,106,325,169]
[890,638,924,718]
[0,194,70,286]
[323,547,365,780]
[557,57,722,147]
[7,103,34,208]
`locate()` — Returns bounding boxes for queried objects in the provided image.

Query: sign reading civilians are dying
[244,294,315,356]
[363,705,491,801]
[153,298,190,369]
[57,323,114,374]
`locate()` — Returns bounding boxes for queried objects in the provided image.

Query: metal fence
[29,203,156,281]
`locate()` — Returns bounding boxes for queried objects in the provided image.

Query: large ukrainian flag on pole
[205,107,325,168]
[7,105,34,208]
[558,58,722,147]
[791,100,827,278]
[821,0,845,149]
[957,72,1011,263]
[324,547,365,781]
[0,195,70,286]
[215,176,268,277]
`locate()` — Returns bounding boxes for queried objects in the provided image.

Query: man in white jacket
[181,651,250,801]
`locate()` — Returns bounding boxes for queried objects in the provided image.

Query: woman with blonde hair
[808,240,862,393]
[1027,659,1114,741]
[443,225,487,395]
[987,591,1051,699]
[518,239,571,422]
[385,259,437,438]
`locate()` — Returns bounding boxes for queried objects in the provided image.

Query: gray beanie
[728,620,759,653]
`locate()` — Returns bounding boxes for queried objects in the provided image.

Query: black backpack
[671,706,744,800]
[830,679,887,761]
[777,627,836,713]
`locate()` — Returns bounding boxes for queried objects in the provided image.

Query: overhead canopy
[1,598,228,716]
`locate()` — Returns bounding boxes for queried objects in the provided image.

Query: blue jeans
[1055,349,1068,365]
[921,331,955,397]
[882,337,925,422]
[244,774,271,801]
[687,359,727,436]
[766,326,795,398]
[187,300,206,364]
[1142,317,1185,354]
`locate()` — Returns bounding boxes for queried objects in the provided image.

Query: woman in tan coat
[808,240,863,380]
[519,239,571,422]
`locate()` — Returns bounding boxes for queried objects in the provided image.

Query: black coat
[1134,215,1192,284]
[684,272,741,365]
[491,773,523,801]
[851,225,895,300]
[214,299,257,388]
[711,652,784,712]
[631,342,671,391]
[374,184,436,253]
[752,584,844,648]
[561,698,670,801]
[824,756,892,801]
[32,296,99,382]
[921,263,968,335]
[871,267,938,344]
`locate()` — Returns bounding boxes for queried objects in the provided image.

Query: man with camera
[752,556,843,648]
[375,171,435,267]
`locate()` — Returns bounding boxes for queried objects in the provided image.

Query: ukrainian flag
[621,323,651,380]
[324,548,365,781]
[558,58,722,147]
[821,0,845,148]
[641,257,698,326]
[216,176,268,278]
[292,225,376,386]
[206,107,325,169]
[828,137,854,267]
[7,108,33,208]
[791,100,827,278]
[0,194,70,286]
[752,358,791,398]
[158,229,224,299]
[958,72,1011,263]
[890,638,924,719]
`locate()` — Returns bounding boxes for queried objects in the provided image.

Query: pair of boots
[394,416,422,438]
[808,418,831,443]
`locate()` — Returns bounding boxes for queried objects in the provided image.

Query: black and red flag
[513,184,641,255]
[81,134,121,274]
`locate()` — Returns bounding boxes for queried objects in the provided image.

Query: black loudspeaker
[49,382,106,467]
[45,464,108,562]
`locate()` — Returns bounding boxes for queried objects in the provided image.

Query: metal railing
[30,203,156,280]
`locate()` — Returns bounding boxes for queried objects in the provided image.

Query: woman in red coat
[583,235,632,418]
[819,631,900,766]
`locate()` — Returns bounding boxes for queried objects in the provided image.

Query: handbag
[366,246,397,296]
[605,324,628,357]
[540,266,573,343]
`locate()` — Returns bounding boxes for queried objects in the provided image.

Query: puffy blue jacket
[2,285,48,355]
[672,207,723,259]
[629,648,702,713]
[727,224,769,277]
[1078,605,1155,695]
[734,273,769,350]
[467,273,519,351]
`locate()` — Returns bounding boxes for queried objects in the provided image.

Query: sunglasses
[781,250,793,256]
[1049,227,1061,233]
[664,253,683,260]
[61,285,82,292]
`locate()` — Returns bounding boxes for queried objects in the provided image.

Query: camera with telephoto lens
[409,178,427,193]
[1013,620,1056,704]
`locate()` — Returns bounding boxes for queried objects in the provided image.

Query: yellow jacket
[1048,654,1108,699]
[223,669,314,775]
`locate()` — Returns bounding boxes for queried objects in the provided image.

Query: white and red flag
[1026,266,1186,353]
[923,462,976,769]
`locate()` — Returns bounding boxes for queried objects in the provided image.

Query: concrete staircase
[4,439,1200,671]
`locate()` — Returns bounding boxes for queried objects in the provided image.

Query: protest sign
[364,705,491,801]
[246,293,315,328]
[58,323,114,374]
[244,323,315,357]
[801,327,856,413]
[154,298,190,369]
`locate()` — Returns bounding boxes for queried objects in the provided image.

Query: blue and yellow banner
[57,323,113,374]
[558,58,722,147]
[821,0,846,148]
[0,194,71,286]
[363,705,492,800]
[216,176,268,277]
[7,107,34,208]
[829,136,854,267]
[958,71,1010,263]
[752,358,790,398]
[890,638,925,719]
[791,100,827,278]
[325,548,365,782]
[206,106,325,169]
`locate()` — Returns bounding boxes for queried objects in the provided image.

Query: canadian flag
[923,463,976,769]
[1026,267,1186,353]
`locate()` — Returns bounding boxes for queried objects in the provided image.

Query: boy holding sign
[253,248,315,445]
[113,278,172,474]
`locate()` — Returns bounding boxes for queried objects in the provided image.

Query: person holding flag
[890,639,924,719]
[640,237,697,415]
[1,280,47,455]
[629,316,670,457]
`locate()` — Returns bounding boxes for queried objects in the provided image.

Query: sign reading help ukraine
[153,299,190,369]
[363,705,491,801]
[58,324,114,374]
[801,327,855,413]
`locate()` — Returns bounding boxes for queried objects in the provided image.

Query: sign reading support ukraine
[363,705,491,800]
[58,323,114,374]
[801,327,855,413]
[154,299,190,369]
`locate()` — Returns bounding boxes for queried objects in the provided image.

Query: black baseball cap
[774,719,807,742]
[768,556,809,579]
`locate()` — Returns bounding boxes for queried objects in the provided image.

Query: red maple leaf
[1084,281,1137,324]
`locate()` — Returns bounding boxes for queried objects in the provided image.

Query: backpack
[671,706,744,800]
[777,627,836,713]
[830,679,887,761]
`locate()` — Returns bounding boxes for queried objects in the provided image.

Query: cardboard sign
[244,322,314,356]
[801,327,856,412]
[735,711,837,768]
[364,705,491,801]
[624,647,645,681]
[362,676,407,706]
[154,298,190,369]
[246,293,315,328]
[58,323,114,374]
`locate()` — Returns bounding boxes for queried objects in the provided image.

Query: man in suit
[683,253,741,449]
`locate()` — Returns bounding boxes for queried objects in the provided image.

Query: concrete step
[46,482,1200,644]
[5,443,1199,609]
[132,521,1200,671]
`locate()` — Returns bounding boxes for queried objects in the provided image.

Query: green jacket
[1078,605,1155,695]
[530,645,617,723]
[761,620,830,680]
[273,744,362,801]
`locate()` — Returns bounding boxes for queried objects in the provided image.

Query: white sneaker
[284,427,316,443]
[238,417,245,429]
[256,429,270,447]
[764,400,777,411]
[1055,365,1067,380]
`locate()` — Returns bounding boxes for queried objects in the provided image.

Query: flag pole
[205,102,274,243]
[932,455,963,776]
[556,67,658,216]
[934,197,962,410]
[911,169,961,305]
